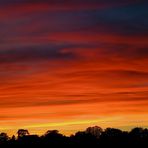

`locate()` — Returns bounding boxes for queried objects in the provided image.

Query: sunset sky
[0,0,148,136]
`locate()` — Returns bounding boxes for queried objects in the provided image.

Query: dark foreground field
[0,126,148,147]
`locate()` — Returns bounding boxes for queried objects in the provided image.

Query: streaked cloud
[0,0,148,135]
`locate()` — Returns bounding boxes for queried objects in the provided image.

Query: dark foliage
[0,126,148,148]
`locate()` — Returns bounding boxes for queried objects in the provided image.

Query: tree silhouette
[85,126,103,138]
[130,127,144,136]
[41,130,67,146]
[99,128,124,147]
[44,130,59,136]
[17,129,29,138]
[0,126,148,147]
[11,135,16,141]
[0,133,9,143]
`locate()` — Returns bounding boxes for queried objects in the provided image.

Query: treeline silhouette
[0,126,148,147]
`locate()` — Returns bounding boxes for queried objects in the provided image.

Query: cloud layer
[0,0,148,135]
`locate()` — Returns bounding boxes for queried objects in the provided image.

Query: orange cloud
[0,0,148,136]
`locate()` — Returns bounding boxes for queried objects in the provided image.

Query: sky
[0,0,148,136]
